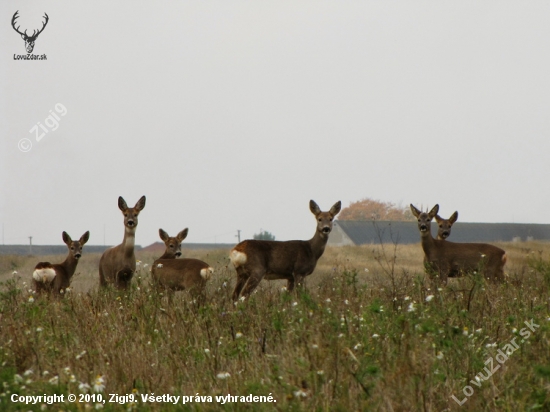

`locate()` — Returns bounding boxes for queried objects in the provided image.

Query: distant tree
[253,230,276,241]
[338,198,414,221]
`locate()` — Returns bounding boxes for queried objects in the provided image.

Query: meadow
[0,239,549,411]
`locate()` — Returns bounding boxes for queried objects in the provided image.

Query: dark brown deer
[410,204,506,284]
[151,228,213,294]
[435,210,458,240]
[32,231,89,296]
[99,196,146,289]
[231,200,341,300]
[11,11,49,53]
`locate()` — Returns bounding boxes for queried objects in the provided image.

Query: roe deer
[435,210,458,240]
[410,204,506,284]
[151,228,213,294]
[32,231,90,296]
[230,200,341,300]
[99,196,146,289]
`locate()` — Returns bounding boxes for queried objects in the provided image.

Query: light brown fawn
[99,196,146,289]
[33,231,90,296]
[151,228,213,295]
[410,204,506,284]
[230,200,341,300]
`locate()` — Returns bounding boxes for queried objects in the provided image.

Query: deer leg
[287,277,295,292]
[232,267,249,301]
[240,270,265,298]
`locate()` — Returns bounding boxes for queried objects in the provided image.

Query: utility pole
[236,230,241,243]
[29,236,33,255]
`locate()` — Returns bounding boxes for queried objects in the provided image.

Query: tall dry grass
[0,240,549,411]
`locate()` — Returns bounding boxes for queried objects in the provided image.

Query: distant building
[328,220,550,246]
[0,245,125,256]
[140,242,235,254]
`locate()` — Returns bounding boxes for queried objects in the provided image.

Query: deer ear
[62,231,72,245]
[118,196,128,212]
[309,200,321,216]
[159,229,169,242]
[80,231,90,245]
[428,204,439,219]
[329,201,341,217]
[450,211,458,224]
[134,196,146,212]
[177,228,189,242]
[410,204,421,218]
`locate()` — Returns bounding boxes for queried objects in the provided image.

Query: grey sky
[2,1,550,247]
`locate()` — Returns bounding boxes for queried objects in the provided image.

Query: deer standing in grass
[32,231,90,296]
[435,210,458,240]
[99,196,146,289]
[410,204,506,284]
[231,200,341,301]
[151,228,213,295]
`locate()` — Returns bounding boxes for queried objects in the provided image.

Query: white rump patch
[229,250,247,268]
[201,267,214,280]
[33,268,56,283]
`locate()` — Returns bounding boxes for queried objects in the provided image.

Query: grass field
[0,240,550,411]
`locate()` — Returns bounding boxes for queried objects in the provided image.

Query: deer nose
[175,251,182,257]
[441,231,449,238]
[322,227,331,234]
[420,224,428,231]
[127,220,135,227]
[74,253,81,259]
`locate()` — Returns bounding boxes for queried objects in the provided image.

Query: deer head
[12,11,49,54]
[410,204,439,234]
[435,211,458,240]
[62,231,90,260]
[158,228,188,258]
[118,196,146,230]
[310,200,341,236]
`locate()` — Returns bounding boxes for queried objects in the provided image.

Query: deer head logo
[11,11,49,54]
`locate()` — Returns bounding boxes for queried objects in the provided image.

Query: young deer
[151,228,213,294]
[435,210,458,240]
[410,204,506,284]
[32,231,90,296]
[99,196,146,289]
[230,200,341,301]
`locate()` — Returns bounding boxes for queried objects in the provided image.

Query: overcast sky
[2,1,550,247]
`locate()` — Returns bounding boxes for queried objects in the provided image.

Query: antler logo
[11,11,49,54]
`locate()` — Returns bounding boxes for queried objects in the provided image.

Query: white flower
[28,296,34,303]
[407,302,416,312]
[372,333,380,338]
[143,264,148,269]
[23,369,33,377]
[404,296,411,301]
[353,343,362,350]
[311,344,319,349]
[325,298,331,303]
[463,327,469,336]
[93,375,105,392]
[317,370,324,375]
[136,260,141,267]
[216,372,230,380]
[293,389,308,398]
[48,376,59,385]
[425,295,434,302]
[344,299,349,305]
[475,328,483,334]
[338,333,344,338]
[63,367,71,375]
[14,374,23,383]
[12,270,18,275]
[36,327,43,332]
[436,351,444,360]
[204,348,210,354]
[364,268,369,272]
[76,350,87,360]
[292,302,298,307]
[512,328,518,334]
[235,332,243,339]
